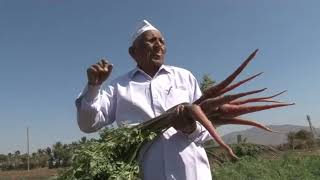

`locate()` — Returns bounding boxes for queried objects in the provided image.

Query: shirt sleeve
[75,84,116,133]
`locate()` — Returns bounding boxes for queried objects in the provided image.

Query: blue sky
[1,0,319,154]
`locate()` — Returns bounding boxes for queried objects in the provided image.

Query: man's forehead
[141,30,163,39]
[133,30,164,45]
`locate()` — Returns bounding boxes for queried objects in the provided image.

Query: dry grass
[0,168,58,180]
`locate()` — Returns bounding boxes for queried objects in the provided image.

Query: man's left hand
[172,104,197,134]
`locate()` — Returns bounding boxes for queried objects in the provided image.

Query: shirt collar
[129,64,171,79]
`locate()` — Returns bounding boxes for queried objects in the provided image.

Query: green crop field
[212,151,320,180]
[1,149,319,179]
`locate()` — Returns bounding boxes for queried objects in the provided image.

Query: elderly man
[76,20,212,180]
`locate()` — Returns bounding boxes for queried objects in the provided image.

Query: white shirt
[76,65,212,180]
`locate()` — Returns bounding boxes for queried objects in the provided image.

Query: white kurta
[76,65,212,180]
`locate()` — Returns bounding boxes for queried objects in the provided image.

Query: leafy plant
[58,127,157,179]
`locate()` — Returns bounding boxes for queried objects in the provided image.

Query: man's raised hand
[87,59,113,86]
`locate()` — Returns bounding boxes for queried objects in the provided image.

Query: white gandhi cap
[131,20,159,43]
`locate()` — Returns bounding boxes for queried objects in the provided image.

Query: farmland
[212,149,320,179]
[1,148,319,179]
[0,168,58,180]
[1,127,319,179]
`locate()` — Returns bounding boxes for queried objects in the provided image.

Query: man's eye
[148,38,156,43]
[144,42,152,46]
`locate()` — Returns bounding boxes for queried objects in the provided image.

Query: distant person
[76,20,212,180]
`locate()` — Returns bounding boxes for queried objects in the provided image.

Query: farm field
[0,168,59,180]
[212,149,320,180]
[1,149,319,180]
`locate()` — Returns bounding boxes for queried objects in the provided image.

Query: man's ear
[129,46,135,59]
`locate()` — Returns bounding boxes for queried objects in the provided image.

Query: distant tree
[61,144,72,167]
[7,153,12,165]
[13,150,20,168]
[19,154,29,169]
[5,153,13,170]
[53,142,63,167]
[80,136,87,144]
[48,156,54,169]
[0,154,7,170]
[295,129,313,140]
[237,134,247,144]
[37,148,48,168]
[69,141,79,152]
[14,150,20,156]
[52,142,73,168]
[200,74,215,92]
[45,147,52,157]
[287,131,296,150]
[37,149,43,154]
[0,154,6,163]
[286,130,314,150]
[295,129,314,148]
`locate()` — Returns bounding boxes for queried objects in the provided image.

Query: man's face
[131,30,166,73]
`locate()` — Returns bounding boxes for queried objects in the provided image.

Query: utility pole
[306,115,316,145]
[237,135,242,144]
[27,127,30,171]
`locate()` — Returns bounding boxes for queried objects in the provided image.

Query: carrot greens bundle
[58,127,157,179]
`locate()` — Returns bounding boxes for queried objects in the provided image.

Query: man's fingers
[92,64,105,73]
[87,66,98,74]
[96,61,106,71]
[101,59,113,71]
[101,59,108,66]
[105,63,113,73]
[100,58,112,68]
[87,59,113,85]
[97,61,104,68]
